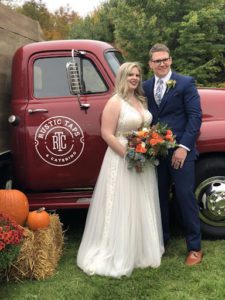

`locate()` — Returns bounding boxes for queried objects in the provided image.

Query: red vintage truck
[7,39,123,210]
[1,5,225,238]
[5,39,225,238]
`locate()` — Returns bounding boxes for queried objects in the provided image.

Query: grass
[1,209,225,300]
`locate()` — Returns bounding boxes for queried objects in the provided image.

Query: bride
[77,62,164,278]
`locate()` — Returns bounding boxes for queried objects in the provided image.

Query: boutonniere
[166,80,176,92]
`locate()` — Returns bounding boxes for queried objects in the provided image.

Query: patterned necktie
[155,79,164,106]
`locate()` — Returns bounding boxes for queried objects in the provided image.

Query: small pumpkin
[26,207,50,231]
[0,189,29,226]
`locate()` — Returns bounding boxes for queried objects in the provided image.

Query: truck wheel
[195,156,225,238]
[0,152,13,189]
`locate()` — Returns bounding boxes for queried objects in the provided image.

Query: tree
[109,0,225,84]
[69,2,114,43]
[4,0,80,40]
[174,3,225,84]
[51,6,81,40]
[3,0,224,84]
[16,0,53,39]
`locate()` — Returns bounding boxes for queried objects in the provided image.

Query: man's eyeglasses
[151,57,171,65]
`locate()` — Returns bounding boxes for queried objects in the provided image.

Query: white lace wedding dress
[77,97,164,277]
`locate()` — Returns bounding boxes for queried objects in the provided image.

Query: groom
[143,43,203,265]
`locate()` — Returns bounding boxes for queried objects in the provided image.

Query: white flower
[166,80,176,92]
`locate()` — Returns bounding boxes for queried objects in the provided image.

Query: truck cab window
[33,57,107,98]
[105,51,124,75]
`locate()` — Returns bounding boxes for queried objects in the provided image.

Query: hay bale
[4,214,64,281]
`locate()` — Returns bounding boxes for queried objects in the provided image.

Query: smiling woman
[76,62,164,278]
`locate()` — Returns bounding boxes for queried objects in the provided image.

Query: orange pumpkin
[26,207,50,231]
[0,189,29,226]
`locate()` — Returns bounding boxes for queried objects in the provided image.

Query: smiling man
[143,43,203,266]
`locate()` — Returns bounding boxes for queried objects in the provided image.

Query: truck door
[21,52,114,191]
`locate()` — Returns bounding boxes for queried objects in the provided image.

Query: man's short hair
[149,43,170,59]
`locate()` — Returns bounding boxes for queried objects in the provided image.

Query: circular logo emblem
[35,116,84,166]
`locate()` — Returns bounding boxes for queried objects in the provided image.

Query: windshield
[105,51,124,76]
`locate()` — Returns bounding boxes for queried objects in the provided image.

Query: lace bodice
[116,98,152,137]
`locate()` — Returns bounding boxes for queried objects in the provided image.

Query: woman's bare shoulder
[105,94,122,110]
[109,94,122,104]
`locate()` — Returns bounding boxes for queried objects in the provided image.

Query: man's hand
[171,147,187,169]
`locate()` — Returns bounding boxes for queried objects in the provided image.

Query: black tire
[195,156,225,238]
[0,152,12,189]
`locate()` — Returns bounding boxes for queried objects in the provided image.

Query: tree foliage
[175,3,225,84]
[69,2,114,42]
[1,0,81,40]
[109,0,225,84]
[51,6,81,40]
[16,0,53,39]
[2,0,225,85]
[68,0,225,85]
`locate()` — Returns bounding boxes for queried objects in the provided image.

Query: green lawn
[1,210,225,300]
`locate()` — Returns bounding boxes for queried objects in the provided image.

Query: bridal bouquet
[125,122,177,172]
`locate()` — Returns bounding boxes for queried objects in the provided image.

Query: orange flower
[137,130,149,138]
[166,129,173,136]
[149,136,164,145]
[165,135,174,142]
[149,139,158,146]
[151,132,160,139]
[136,143,147,153]
[157,137,164,143]
[149,138,161,145]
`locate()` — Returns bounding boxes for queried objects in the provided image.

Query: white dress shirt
[154,70,172,99]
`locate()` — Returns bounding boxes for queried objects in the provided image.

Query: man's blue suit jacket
[143,72,202,161]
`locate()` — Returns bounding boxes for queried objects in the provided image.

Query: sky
[18,0,105,17]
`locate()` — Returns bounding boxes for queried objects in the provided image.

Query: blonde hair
[114,62,146,106]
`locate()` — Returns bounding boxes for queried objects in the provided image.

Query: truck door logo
[35,116,84,166]
[52,132,67,151]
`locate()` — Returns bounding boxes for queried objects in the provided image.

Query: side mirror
[66,49,90,110]
[66,60,82,95]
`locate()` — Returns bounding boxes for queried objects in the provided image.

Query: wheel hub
[195,176,225,226]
